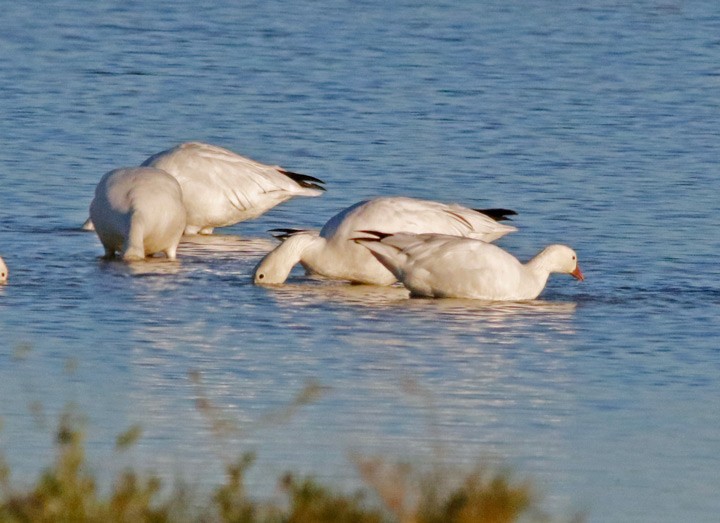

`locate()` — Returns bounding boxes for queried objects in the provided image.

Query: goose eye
[258,273,265,280]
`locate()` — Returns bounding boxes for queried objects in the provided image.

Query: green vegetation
[0,410,578,523]
[1,356,582,522]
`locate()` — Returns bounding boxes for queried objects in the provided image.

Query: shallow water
[1,2,720,521]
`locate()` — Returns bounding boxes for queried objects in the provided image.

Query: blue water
[1,2,720,521]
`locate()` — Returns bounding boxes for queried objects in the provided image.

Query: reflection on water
[262,279,577,319]
[259,279,411,307]
[178,234,276,259]
[2,1,720,521]
[100,257,184,277]
[90,234,276,280]
[257,280,579,353]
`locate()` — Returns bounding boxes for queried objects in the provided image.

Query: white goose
[253,196,517,286]
[83,142,325,235]
[90,167,187,261]
[0,255,7,284]
[354,231,583,300]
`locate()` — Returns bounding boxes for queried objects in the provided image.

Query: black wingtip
[279,169,326,191]
[474,208,518,221]
[268,228,308,240]
[350,230,393,243]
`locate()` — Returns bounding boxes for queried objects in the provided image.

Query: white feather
[253,196,516,285]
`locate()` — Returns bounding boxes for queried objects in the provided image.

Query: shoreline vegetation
[1,352,582,522]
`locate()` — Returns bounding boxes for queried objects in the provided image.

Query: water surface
[1,2,719,521]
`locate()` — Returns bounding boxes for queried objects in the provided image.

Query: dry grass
[0,412,569,523]
[0,356,581,522]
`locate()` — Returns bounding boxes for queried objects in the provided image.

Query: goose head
[253,232,320,285]
[537,244,584,281]
[253,244,296,285]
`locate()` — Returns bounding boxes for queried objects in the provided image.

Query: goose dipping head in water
[253,196,517,286]
[83,142,325,235]
[89,167,187,261]
[354,231,583,300]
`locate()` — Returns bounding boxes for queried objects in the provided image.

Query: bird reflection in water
[260,279,577,332]
[178,234,276,259]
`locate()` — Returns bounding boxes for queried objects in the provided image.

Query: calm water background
[1,1,719,521]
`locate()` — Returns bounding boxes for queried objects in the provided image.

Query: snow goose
[253,196,517,286]
[144,142,324,234]
[354,231,583,300]
[90,167,186,261]
[0,256,7,284]
[83,142,325,235]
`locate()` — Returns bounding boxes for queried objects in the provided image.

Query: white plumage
[355,232,583,300]
[142,142,325,234]
[253,196,517,285]
[83,142,325,235]
[89,167,187,261]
